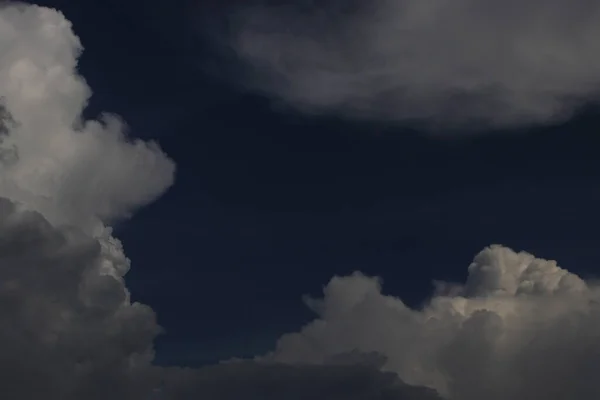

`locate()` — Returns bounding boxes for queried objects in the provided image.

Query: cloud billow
[0,3,440,399]
[264,245,600,400]
[227,0,600,130]
[3,2,600,399]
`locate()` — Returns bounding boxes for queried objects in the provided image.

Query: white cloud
[1,195,445,399]
[226,0,600,130]
[0,3,442,399]
[0,193,443,397]
[263,245,600,399]
[3,2,600,399]
[0,3,165,399]
[0,3,175,230]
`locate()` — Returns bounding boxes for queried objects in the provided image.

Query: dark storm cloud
[159,361,443,399]
[224,0,600,130]
[0,197,161,399]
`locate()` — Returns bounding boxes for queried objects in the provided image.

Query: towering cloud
[0,3,440,399]
[226,0,600,130]
[263,245,600,400]
[0,198,162,399]
[0,195,441,400]
[0,4,175,229]
[0,3,172,399]
[4,2,600,400]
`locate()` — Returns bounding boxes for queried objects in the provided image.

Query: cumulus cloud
[263,245,600,400]
[0,197,161,399]
[0,3,170,398]
[0,3,175,229]
[225,0,600,130]
[5,2,600,400]
[0,195,443,400]
[0,2,442,399]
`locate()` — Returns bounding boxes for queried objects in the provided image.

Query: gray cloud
[0,195,442,399]
[6,177,600,400]
[0,3,175,229]
[5,2,600,399]
[262,245,600,400]
[0,3,443,399]
[159,361,443,399]
[0,197,160,399]
[226,0,600,130]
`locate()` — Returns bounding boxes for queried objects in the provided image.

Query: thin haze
[3,1,600,399]
[227,0,600,130]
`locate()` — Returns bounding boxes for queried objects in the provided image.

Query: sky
[3,0,600,399]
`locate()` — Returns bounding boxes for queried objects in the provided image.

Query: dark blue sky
[37,0,600,366]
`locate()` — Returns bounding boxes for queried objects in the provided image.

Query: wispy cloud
[225,0,600,130]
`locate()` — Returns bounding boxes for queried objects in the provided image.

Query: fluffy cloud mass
[264,245,600,400]
[227,0,600,130]
[0,196,439,400]
[4,2,600,400]
[0,3,175,229]
[0,3,438,399]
